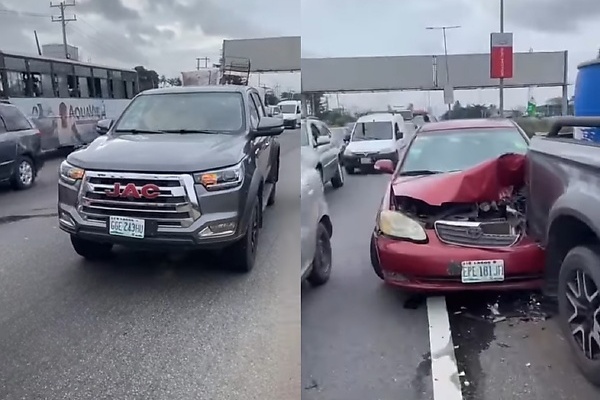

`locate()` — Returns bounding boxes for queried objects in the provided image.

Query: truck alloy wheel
[558,245,600,386]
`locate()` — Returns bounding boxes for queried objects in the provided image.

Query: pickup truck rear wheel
[228,200,261,273]
[558,245,600,386]
[70,235,113,260]
[307,222,332,286]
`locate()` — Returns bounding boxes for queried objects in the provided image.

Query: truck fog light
[198,222,236,237]
[59,211,75,228]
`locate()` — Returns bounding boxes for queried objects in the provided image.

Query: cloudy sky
[301,0,600,116]
[0,0,300,92]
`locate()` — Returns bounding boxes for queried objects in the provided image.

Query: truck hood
[67,133,247,173]
[346,139,395,153]
[391,153,526,206]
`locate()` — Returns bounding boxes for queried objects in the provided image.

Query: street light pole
[499,0,505,115]
[426,25,461,111]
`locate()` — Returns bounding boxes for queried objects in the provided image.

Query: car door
[295,103,302,124]
[248,91,271,179]
[0,105,19,180]
[314,120,338,181]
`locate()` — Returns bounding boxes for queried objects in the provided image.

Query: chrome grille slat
[434,220,519,248]
[79,171,200,229]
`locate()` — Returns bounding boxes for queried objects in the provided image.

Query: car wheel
[345,166,355,175]
[558,245,600,386]
[11,156,36,190]
[266,182,276,207]
[70,235,113,260]
[330,161,344,188]
[370,235,384,280]
[228,199,261,273]
[307,222,332,286]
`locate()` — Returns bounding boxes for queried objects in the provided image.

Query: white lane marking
[426,296,464,400]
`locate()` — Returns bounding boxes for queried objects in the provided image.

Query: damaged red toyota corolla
[370,118,545,292]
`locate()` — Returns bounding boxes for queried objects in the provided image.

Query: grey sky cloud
[0,0,300,93]
[77,0,140,21]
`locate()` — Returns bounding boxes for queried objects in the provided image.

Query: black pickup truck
[58,85,283,272]
[527,117,600,386]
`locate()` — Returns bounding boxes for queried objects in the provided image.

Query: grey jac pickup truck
[527,117,600,386]
[58,85,283,272]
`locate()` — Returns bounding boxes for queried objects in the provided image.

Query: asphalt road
[0,128,300,400]
[301,172,600,400]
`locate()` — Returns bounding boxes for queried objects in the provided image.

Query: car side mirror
[315,136,331,146]
[96,119,113,135]
[344,133,351,143]
[374,159,395,174]
[252,116,284,137]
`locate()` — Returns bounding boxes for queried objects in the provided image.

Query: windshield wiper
[162,129,221,134]
[399,169,444,176]
[114,128,166,134]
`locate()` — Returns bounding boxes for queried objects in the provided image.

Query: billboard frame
[222,36,300,73]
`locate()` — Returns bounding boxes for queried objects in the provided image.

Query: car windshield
[400,128,529,175]
[280,104,297,114]
[301,123,310,146]
[351,121,392,141]
[114,92,245,134]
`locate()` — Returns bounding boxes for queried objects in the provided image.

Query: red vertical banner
[490,32,514,79]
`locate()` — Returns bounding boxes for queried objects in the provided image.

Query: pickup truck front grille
[434,220,519,248]
[78,171,200,229]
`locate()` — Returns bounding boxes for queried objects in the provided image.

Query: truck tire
[557,245,600,386]
[228,199,261,273]
[11,155,36,190]
[70,235,113,260]
[307,222,332,286]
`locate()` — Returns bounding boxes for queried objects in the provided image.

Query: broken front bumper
[372,231,545,293]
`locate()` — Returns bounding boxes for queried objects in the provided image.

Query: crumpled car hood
[391,153,526,206]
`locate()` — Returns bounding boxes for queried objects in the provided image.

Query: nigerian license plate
[461,259,505,283]
[109,216,145,239]
[360,157,371,164]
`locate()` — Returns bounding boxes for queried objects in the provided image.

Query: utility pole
[51,1,77,59]
[426,25,461,112]
[499,0,505,115]
[196,57,210,70]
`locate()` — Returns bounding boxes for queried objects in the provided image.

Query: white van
[278,100,302,129]
[342,112,408,174]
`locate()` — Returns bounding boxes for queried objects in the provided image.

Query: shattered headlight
[378,210,427,242]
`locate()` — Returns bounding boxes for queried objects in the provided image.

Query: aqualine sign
[490,32,514,79]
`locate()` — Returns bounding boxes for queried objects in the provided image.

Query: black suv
[58,85,283,272]
[0,102,44,190]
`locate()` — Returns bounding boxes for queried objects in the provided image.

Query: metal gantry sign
[222,36,300,73]
[301,51,567,93]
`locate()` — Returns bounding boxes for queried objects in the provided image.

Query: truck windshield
[352,121,393,141]
[114,92,245,134]
[401,128,529,174]
[280,104,297,114]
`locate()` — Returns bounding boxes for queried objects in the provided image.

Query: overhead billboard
[222,36,300,72]
[301,56,437,92]
[301,51,567,93]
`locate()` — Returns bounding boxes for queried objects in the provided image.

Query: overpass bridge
[221,37,569,115]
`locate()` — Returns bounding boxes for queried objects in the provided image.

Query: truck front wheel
[227,199,261,273]
[558,245,600,386]
[70,235,113,261]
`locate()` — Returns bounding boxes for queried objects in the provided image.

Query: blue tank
[574,58,600,141]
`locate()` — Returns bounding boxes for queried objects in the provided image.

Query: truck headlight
[378,210,427,241]
[59,161,85,184]
[194,162,244,191]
